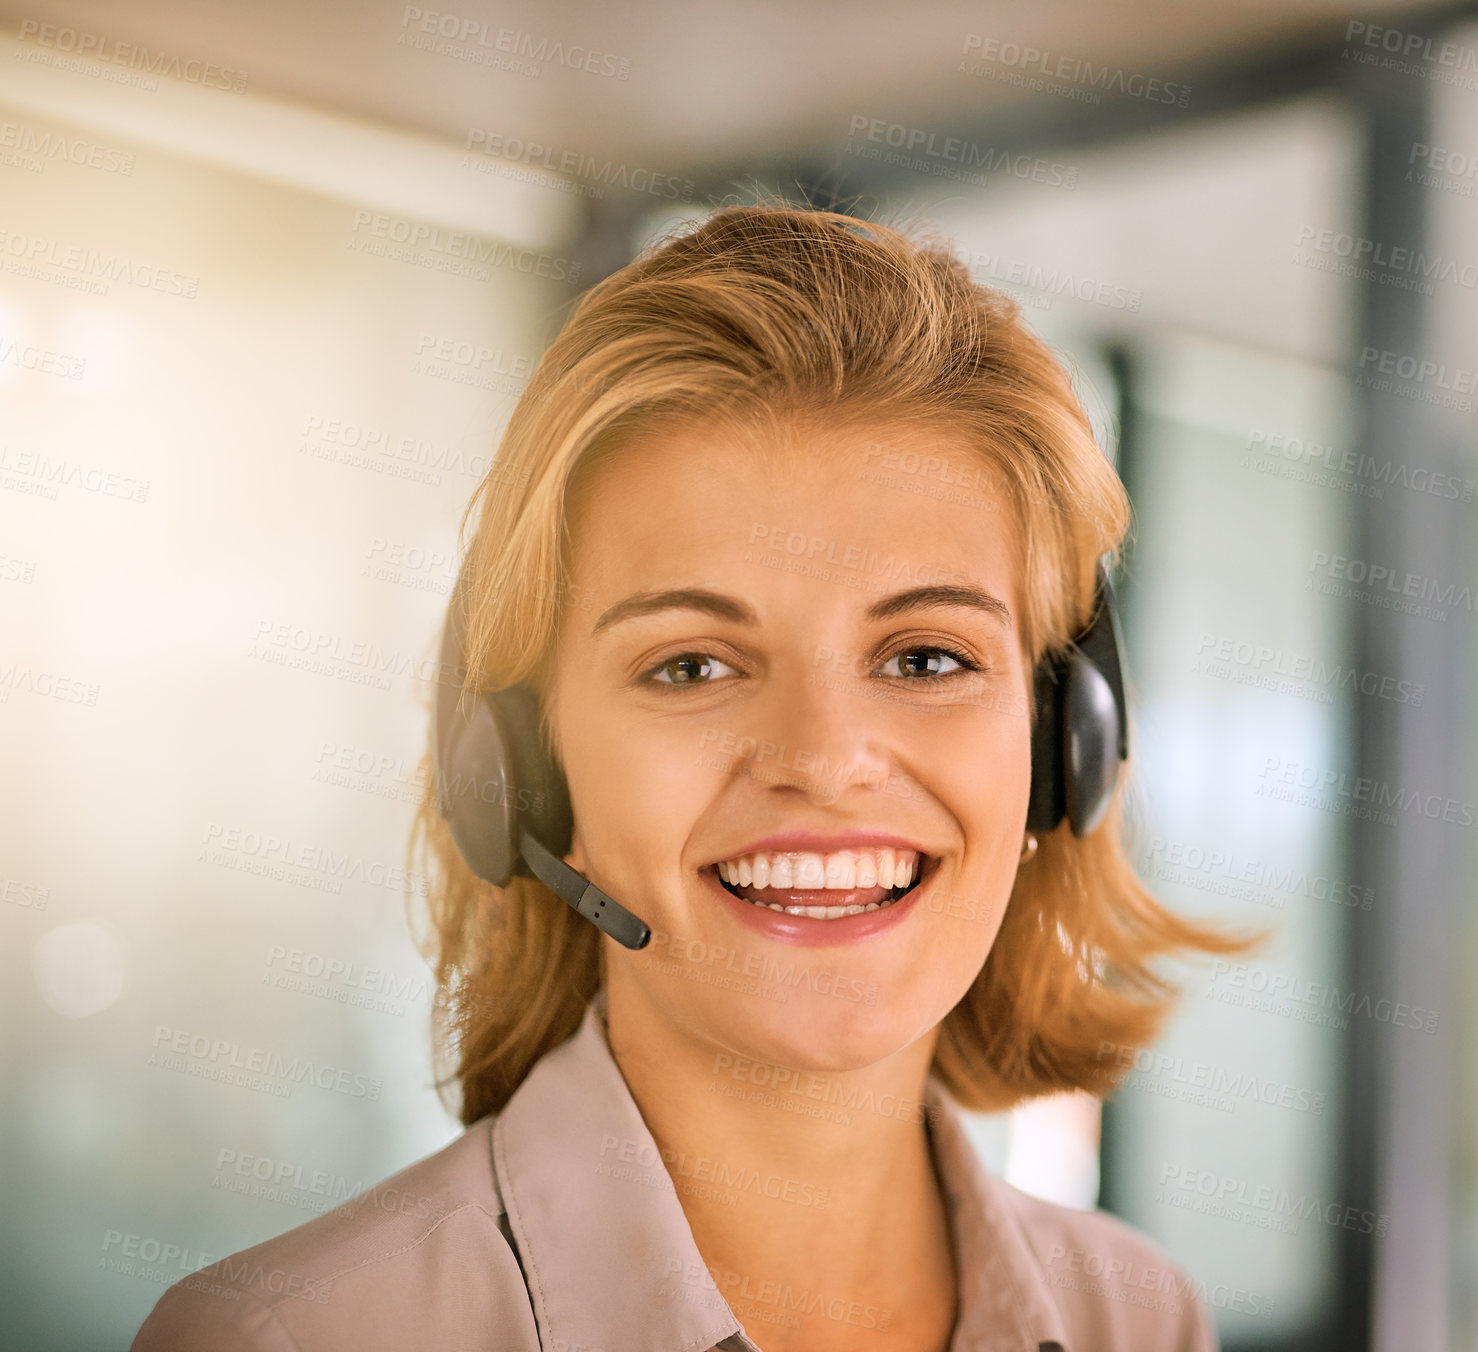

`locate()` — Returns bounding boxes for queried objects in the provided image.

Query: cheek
[557,693,703,881]
[921,699,1034,827]
[911,707,1031,957]
[915,851,1017,961]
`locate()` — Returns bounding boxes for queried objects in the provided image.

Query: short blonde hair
[409,199,1253,1123]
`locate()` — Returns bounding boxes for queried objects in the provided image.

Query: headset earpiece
[430,564,648,944]
[1024,560,1130,837]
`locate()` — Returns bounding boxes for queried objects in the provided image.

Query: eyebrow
[591,584,1013,635]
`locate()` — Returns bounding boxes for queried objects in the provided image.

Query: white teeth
[824,854,855,888]
[746,897,900,919]
[711,847,923,892]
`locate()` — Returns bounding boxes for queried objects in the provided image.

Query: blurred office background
[1,2,1475,1348]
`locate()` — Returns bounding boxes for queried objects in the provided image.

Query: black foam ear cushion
[1063,653,1122,836]
[1028,656,1064,833]
[433,559,575,886]
[1025,654,1068,834]
[436,690,522,887]
[432,568,522,887]
[1023,562,1130,837]
[487,684,574,869]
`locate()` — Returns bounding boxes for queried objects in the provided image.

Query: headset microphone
[432,556,1128,950]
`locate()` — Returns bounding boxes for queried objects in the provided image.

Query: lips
[698,854,937,944]
[704,850,939,918]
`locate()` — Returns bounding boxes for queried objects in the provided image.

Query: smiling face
[546,411,1035,1073]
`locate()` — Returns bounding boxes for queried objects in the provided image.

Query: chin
[709,984,934,1076]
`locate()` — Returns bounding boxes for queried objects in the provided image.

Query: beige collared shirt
[132,999,1218,1351]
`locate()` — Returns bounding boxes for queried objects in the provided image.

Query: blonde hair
[408,199,1254,1123]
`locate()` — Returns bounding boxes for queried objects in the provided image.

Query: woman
[134,202,1248,1351]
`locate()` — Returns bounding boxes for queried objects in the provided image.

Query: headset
[432,556,1128,952]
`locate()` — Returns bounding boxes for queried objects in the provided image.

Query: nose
[723,659,906,806]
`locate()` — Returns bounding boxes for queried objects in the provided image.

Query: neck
[600,979,959,1352]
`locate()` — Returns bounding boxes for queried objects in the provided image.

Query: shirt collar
[924,1071,1072,1351]
[492,996,1070,1352]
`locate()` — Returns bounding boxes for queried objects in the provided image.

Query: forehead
[562,414,1022,612]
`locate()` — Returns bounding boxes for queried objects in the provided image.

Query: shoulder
[130,1117,540,1352]
[993,1180,1220,1352]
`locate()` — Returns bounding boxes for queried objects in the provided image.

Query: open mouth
[706,849,939,920]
